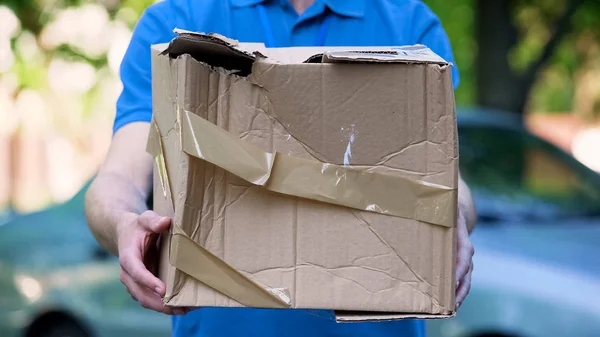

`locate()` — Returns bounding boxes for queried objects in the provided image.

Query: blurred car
[0,205,17,226]
[2,107,600,337]
[0,183,170,337]
[428,107,600,337]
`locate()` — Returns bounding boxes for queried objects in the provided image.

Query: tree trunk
[475,0,581,116]
[475,0,524,114]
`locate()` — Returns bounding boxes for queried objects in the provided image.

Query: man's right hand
[117,210,186,315]
[86,123,189,315]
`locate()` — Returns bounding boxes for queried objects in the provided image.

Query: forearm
[458,173,477,233]
[85,122,154,255]
[85,172,150,255]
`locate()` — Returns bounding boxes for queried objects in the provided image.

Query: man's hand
[117,211,186,315]
[86,123,188,315]
[455,174,477,309]
[455,205,474,309]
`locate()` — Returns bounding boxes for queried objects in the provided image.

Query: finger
[120,249,166,296]
[455,236,474,284]
[121,271,187,316]
[139,210,171,233]
[455,246,473,284]
[121,271,180,315]
[121,270,170,313]
[456,263,473,308]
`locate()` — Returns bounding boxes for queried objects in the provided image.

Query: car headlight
[14,274,43,302]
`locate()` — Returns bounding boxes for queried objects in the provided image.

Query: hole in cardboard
[163,34,256,76]
[304,54,324,63]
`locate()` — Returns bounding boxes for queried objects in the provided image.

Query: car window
[459,125,600,221]
[0,211,102,269]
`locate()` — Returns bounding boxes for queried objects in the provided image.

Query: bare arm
[455,172,476,308]
[458,173,477,234]
[85,122,183,315]
[85,122,153,255]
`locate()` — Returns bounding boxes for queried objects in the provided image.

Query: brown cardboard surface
[149,32,458,320]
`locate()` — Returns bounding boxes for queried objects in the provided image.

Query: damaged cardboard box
[147,30,459,321]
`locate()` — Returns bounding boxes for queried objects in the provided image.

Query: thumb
[139,210,171,233]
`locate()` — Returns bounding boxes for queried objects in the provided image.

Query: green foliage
[427,0,600,115]
[53,44,107,68]
[121,0,156,16]
[424,0,476,106]
[13,53,46,90]
[519,0,600,114]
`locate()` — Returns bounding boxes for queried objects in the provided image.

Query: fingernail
[456,281,459,288]
[456,301,461,309]
[155,287,162,296]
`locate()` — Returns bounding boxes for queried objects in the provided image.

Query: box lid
[163,29,450,68]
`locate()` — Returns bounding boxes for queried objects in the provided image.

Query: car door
[427,123,600,337]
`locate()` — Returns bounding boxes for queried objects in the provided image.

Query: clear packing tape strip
[181,111,456,226]
[147,110,457,309]
[170,223,293,308]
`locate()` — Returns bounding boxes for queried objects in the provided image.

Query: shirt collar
[230,0,365,18]
[324,0,365,18]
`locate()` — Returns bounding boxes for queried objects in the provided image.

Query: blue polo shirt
[116,0,459,336]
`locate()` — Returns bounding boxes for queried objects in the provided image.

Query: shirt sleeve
[410,2,460,90]
[113,2,178,134]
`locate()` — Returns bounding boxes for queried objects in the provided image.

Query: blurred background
[0,0,599,337]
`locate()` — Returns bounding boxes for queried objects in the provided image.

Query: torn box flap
[163,29,265,76]
[319,45,449,64]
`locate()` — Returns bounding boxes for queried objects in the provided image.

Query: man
[85,0,477,336]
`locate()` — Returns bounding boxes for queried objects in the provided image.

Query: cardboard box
[147,31,458,321]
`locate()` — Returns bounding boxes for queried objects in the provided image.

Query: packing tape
[147,121,292,308]
[180,110,456,228]
[147,122,173,203]
[169,223,292,308]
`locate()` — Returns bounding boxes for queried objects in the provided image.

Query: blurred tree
[428,0,600,117]
[423,0,477,107]
[477,0,580,115]
[2,0,43,34]
[1,0,599,211]
[2,0,600,114]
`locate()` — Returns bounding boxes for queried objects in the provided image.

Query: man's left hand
[455,204,474,309]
